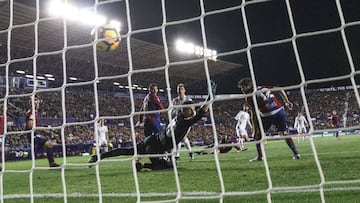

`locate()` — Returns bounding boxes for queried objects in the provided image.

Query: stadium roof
[0,2,241,90]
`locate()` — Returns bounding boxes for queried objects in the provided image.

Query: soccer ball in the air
[91,24,121,51]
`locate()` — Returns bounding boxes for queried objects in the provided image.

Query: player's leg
[183,136,194,160]
[302,127,307,142]
[275,110,300,159]
[233,129,241,152]
[249,116,264,162]
[335,125,340,140]
[100,138,109,153]
[239,129,249,151]
[35,134,59,167]
[297,128,302,143]
[175,142,181,160]
[88,146,138,165]
[143,120,154,137]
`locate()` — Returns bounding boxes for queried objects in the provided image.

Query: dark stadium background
[2,0,360,93]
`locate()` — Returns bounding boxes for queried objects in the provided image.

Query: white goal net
[0,0,360,203]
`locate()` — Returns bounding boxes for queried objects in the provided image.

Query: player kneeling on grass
[88,82,216,171]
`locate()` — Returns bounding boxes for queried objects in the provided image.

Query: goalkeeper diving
[88,81,216,171]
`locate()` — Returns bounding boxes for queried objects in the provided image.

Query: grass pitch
[1,134,360,203]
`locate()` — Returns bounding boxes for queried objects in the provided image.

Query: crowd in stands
[1,86,360,153]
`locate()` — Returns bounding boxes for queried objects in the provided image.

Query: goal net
[1,0,360,203]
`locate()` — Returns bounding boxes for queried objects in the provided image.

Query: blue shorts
[144,118,163,137]
[261,108,288,132]
[27,133,50,149]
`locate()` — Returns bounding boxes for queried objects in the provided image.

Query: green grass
[1,134,360,203]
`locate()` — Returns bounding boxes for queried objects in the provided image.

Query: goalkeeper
[88,81,216,171]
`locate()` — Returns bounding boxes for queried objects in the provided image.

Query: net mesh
[0,0,360,202]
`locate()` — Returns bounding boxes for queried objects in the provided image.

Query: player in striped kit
[25,96,60,168]
[294,112,308,143]
[330,110,341,140]
[172,83,194,160]
[238,78,300,162]
[138,83,164,137]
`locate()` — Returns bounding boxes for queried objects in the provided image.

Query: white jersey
[294,115,307,133]
[97,124,109,146]
[172,95,193,116]
[235,111,252,136]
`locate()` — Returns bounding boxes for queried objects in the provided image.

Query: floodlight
[16,70,25,74]
[175,38,218,61]
[175,39,186,52]
[79,10,96,25]
[194,46,203,56]
[63,4,79,20]
[48,0,63,17]
[44,74,53,78]
[185,43,195,54]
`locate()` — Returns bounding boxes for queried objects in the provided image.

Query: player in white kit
[294,112,308,143]
[94,118,109,154]
[235,103,253,151]
[172,83,194,160]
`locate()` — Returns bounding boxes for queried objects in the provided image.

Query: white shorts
[97,138,108,146]
[297,127,307,134]
[237,128,248,136]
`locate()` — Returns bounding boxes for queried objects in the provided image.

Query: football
[91,24,121,51]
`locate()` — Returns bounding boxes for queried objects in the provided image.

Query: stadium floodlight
[25,75,34,78]
[37,76,45,80]
[47,0,63,17]
[175,39,186,52]
[44,74,53,78]
[175,38,217,61]
[79,10,106,26]
[63,4,79,20]
[142,87,147,91]
[48,0,107,26]
[69,77,78,81]
[119,85,124,88]
[113,82,120,86]
[47,78,56,81]
[16,70,25,74]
